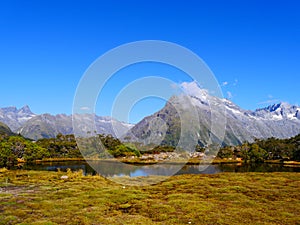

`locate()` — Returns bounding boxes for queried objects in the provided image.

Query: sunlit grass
[0,170,299,224]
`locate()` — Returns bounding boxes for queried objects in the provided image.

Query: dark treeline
[0,133,300,167]
[0,133,141,167]
[217,134,300,162]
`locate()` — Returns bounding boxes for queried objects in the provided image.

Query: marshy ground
[0,169,299,224]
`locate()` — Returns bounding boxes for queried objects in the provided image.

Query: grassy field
[0,169,299,225]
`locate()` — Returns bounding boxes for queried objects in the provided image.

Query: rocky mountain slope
[126,82,300,147]
[1,82,299,143]
[0,121,14,136]
[18,114,133,140]
[0,105,35,132]
[0,106,133,140]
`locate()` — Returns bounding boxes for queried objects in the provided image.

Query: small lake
[21,161,300,177]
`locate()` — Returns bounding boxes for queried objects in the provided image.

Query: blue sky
[0,0,299,124]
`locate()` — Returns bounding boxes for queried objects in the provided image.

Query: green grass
[0,169,299,224]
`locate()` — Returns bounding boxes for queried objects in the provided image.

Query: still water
[22,161,300,177]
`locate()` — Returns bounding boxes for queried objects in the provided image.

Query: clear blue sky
[0,0,299,124]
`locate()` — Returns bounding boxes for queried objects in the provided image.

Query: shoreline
[34,158,300,166]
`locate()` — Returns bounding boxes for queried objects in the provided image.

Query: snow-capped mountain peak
[0,105,36,131]
[180,81,209,103]
[260,102,291,112]
[127,81,300,146]
[18,105,33,115]
[1,106,17,114]
[253,102,299,121]
[178,81,299,124]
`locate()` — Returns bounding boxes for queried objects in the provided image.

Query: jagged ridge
[126,82,300,146]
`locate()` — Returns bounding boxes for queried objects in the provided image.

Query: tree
[24,142,49,163]
[0,141,17,167]
[217,146,234,159]
[195,144,206,153]
[240,142,251,161]
[109,144,140,157]
[248,144,268,163]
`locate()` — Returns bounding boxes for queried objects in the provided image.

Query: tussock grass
[0,170,299,224]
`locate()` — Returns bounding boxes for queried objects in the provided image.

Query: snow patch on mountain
[180,81,209,104]
[0,105,36,131]
[127,81,300,146]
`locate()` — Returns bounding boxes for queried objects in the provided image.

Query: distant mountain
[126,81,300,147]
[0,105,36,132]
[2,85,299,143]
[17,113,133,140]
[252,102,300,120]
[0,121,14,136]
[17,114,72,140]
[72,114,134,138]
[0,106,133,140]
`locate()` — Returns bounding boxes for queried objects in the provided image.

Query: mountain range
[0,106,133,140]
[126,82,300,147]
[0,105,35,132]
[0,81,299,144]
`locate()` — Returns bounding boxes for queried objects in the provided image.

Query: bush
[0,135,49,167]
[108,144,141,157]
